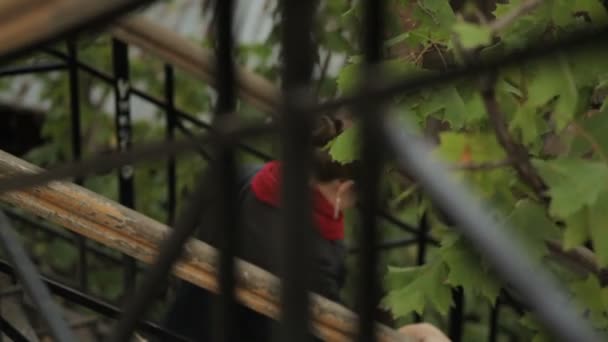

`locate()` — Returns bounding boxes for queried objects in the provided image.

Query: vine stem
[480,73,608,286]
[481,74,547,197]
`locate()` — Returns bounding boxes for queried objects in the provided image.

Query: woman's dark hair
[311,112,358,183]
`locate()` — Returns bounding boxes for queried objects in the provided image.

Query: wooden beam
[0,0,151,60]
[0,149,411,342]
[111,16,280,114]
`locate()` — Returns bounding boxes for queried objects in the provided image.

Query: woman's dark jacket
[161,163,347,341]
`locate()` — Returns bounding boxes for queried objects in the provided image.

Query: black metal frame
[0,1,605,341]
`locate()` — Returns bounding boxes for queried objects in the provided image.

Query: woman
[162,115,449,342]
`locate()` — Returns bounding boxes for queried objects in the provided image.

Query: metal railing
[0,0,606,341]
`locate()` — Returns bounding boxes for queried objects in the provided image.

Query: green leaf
[570,110,608,158]
[419,85,475,128]
[452,22,492,49]
[328,125,359,164]
[441,86,468,129]
[588,190,608,267]
[563,208,590,249]
[493,0,551,50]
[509,103,541,145]
[532,158,608,218]
[336,63,360,94]
[417,0,456,27]
[506,199,561,262]
[436,132,506,164]
[439,235,500,304]
[526,55,578,130]
[572,0,608,26]
[383,261,452,317]
[569,275,608,328]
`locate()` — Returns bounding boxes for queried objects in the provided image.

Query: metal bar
[174,120,213,160]
[0,0,153,63]
[111,16,280,113]
[211,0,239,340]
[0,315,29,342]
[4,209,141,268]
[112,38,138,293]
[67,39,89,292]
[0,149,413,342]
[347,238,418,254]
[0,62,66,77]
[164,64,177,225]
[309,27,608,114]
[0,124,267,195]
[279,0,317,340]
[0,211,75,342]
[383,116,603,341]
[44,47,422,251]
[448,288,464,342]
[356,0,385,340]
[107,171,214,342]
[489,300,500,342]
[378,211,434,241]
[414,210,428,325]
[0,260,192,342]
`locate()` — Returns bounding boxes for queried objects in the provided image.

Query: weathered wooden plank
[0,149,411,342]
[0,0,150,59]
[111,16,280,114]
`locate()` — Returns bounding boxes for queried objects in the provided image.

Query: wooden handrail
[0,0,151,60]
[0,149,411,342]
[111,16,280,114]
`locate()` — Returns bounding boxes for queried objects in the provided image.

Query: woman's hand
[398,323,451,342]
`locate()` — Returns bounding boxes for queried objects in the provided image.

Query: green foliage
[452,21,492,49]
[321,0,608,338]
[11,0,608,339]
[533,158,608,218]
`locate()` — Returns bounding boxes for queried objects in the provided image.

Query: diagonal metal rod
[278,0,317,340]
[0,62,66,77]
[356,0,385,340]
[0,259,192,342]
[0,211,76,342]
[0,123,269,195]
[0,314,29,342]
[107,171,214,342]
[211,0,239,340]
[308,26,608,114]
[383,115,603,342]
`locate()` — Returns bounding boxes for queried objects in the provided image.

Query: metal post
[67,39,88,291]
[414,213,429,323]
[356,0,386,340]
[164,65,177,225]
[0,260,190,342]
[106,174,214,342]
[278,0,317,341]
[489,300,500,342]
[211,0,239,341]
[448,287,464,342]
[112,38,137,293]
[0,212,75,342]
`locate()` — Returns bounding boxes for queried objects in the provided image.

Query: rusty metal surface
[0,149,412,342]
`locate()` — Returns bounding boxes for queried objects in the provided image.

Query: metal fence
[0,0,606,341]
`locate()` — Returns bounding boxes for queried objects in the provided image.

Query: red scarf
[250,161,344,241]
